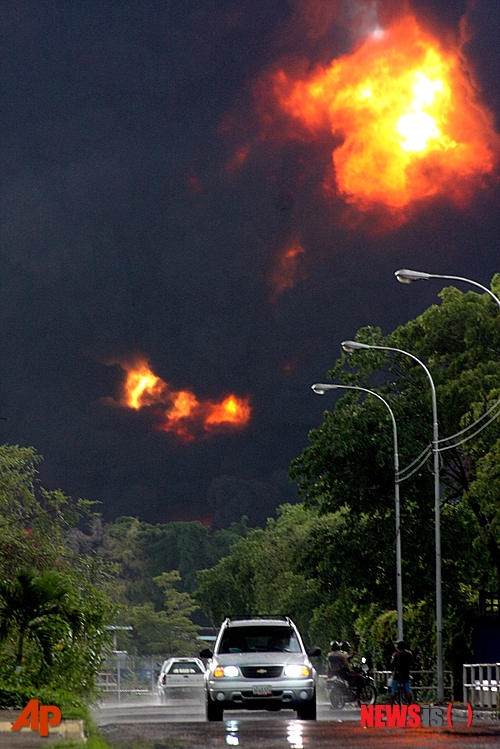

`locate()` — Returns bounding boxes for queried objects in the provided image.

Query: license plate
[252,685,273,696]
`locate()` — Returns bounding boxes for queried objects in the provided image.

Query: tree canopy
[0,445,113,699]
[196,276,500,688]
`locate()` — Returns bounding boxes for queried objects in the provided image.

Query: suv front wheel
[296,691,317,720]
[206,694,224,721]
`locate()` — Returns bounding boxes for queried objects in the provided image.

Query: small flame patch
[110,359,251,442]
[269,241,306,299]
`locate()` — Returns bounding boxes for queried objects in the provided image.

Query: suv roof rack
[225,615,291,623]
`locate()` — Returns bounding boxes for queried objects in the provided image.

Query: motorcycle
[326,658,377,709]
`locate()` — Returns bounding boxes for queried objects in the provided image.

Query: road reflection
[105,716,310,748]
[98,701,500,749]
[225,719,239,746]
[286,720,304,748]
[223,718,305,748]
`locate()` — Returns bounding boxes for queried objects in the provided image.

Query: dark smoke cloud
[0,0,499,526]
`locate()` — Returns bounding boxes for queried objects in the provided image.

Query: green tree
[0,445,97,580]
[195,533,261,625]
[154,570,200,653]
[0,444,114,698]
[195,277,500,688]
[117,571,200,655]
[98,515,249,610]
[196,505,322,644]
[288,277,500,677]
[0,569,73,669]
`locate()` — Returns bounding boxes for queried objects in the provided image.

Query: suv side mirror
[199,648,213,659]
[306,646,321,657]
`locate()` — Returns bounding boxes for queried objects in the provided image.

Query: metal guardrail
[463,663,500,708]
[373,670,453,701]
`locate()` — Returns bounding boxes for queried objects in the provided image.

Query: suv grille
[240,666,283,679]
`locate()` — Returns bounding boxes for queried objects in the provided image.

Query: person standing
[389,640,414,705]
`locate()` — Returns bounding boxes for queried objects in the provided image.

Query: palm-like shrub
[0,569,75,670]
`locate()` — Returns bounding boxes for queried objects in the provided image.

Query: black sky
[1,0,499,527]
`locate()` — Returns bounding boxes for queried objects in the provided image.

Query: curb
[0,718,86,740]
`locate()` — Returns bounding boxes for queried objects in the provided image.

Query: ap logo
[11,699,62,737]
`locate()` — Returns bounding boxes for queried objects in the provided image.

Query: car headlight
[283,664,311,678]
[213,665,240,678]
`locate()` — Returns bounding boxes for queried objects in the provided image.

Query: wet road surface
[96,698,500,749]
[96,698,355,725]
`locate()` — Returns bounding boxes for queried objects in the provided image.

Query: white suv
[157,657,205,703]
[200,617,320,721]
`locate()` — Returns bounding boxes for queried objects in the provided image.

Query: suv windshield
[219,626,301,654]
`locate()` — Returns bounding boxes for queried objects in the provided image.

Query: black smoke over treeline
[0,0,499,525]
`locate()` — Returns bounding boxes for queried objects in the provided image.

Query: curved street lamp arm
[395,270,500,450]
[428,274,500,311]
[395,269,500,311]
[342,342,437,413]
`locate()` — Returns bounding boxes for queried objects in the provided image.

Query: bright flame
[396,71,445,152]
[124,362,166,409]
[265,14,499,217]
[205,395,252,426]
[168,391,198,421]
[115,359,251,441]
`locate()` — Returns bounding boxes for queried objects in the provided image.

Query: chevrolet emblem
[257,668,267,674]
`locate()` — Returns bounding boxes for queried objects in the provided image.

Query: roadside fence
[373,670,454,702]
[463,663,500,708]
[97,653,165,702]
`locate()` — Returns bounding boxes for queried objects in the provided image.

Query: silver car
[200,617,320,721]
[158,657,205,703]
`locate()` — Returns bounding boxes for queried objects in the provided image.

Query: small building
[472,592,500,662]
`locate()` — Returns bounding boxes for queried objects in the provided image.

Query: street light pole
[311,382,403,640]
[341,339,443,701]
[392,269,500,700]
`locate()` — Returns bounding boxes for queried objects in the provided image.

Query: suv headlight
[213,665,240,678]
[283,664,311,678]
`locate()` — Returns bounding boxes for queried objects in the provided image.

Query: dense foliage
[3,278,499,703]
[111,570,201,655]
[0,445,249,710]
[75,515,249,654]
[0,445,113,706]
[196,277,500,690]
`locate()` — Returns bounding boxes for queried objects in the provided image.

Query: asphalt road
[95,696,354,724]
[94,697,500,749]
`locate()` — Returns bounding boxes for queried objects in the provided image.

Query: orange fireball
[267,15,499,215]
[116,359,251,441]
[122,361,167,409]
[205,395,252,427]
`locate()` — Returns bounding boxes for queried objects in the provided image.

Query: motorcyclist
[389,640,414,705]
[327,641,350,679]
[341,641,355,661]
[327,640,363,697]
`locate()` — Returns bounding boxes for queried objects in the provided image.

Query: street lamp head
[311,383,338,395]
[395,269,431,284]
[341,340,372,353]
